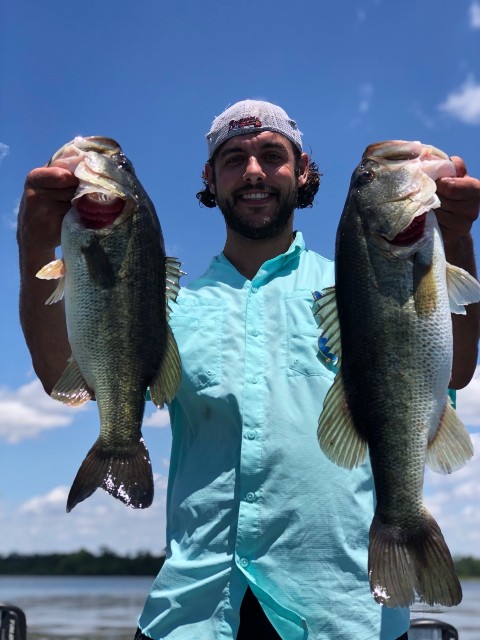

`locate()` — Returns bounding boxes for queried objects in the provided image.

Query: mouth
[235,188,277,205]
[386,212,427,246]
[76,193,126,229]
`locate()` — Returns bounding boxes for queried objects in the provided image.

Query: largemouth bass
[37,136,182,512]
[314,140,480,607]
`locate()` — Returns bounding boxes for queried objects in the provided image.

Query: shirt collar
[216,231,305,286]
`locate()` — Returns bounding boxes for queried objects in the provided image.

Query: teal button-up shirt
[139,232,409,639]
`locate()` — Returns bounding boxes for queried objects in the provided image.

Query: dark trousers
[134,587,409,638]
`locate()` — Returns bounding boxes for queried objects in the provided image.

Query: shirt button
[250,376,258,384]
[245,492,256,503]
[246,429,257,440]
[240,557,249,568]
[251,329,259,337]
[251,286,258,293]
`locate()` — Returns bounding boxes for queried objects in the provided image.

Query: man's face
[205,131,308,240]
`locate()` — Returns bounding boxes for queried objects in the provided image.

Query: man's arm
[17,167,79,394]
[436,156,480,389]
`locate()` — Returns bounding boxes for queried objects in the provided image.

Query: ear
[297,153,309,188]
[204,162,215,194]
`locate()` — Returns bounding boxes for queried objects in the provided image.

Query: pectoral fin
[149,325,182,408]
[51,357,93,406]
[446,262,480,315]
[426,400,473,473]
[36,259,66,305]
[317,371,367,469]
[413,258,437,317]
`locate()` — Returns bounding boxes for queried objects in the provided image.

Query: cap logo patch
[228,116,262,132]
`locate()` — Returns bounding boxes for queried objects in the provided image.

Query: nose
[243,156,266,183]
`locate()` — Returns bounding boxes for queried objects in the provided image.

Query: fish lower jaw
[75,194,129,229]
[384,212,427,247]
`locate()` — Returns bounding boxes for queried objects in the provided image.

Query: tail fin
[368,508,462,608]
[66,437,154,512]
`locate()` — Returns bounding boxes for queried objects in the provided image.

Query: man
[18,100,480,639]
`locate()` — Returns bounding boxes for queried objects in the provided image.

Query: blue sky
[1,0,480,556]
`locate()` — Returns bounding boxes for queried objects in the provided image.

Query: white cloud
[456,365,480,427]
[424,432,480,556]
[409,103,436,129]
[144,407,171,428]
[1,475,168,554]
[359,83,373,113]
[438,77,480,125]
[19,485,70,516]
[349,83,374,128]
[4,199,20,231]
[0,379,87,444]
[470,2,480,28]
[0,142,9,163]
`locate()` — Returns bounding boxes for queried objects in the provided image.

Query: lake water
[0,576,152,640]
[1,576,479,639]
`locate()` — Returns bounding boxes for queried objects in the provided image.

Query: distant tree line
[0,548,165,575]
[454,556,480,578]
[1,550,480,577]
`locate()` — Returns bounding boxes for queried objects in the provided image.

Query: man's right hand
[17,166,79,252]
[17,166,78,395]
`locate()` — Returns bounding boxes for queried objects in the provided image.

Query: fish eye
[355,169,375,186]
[118,155,134,173]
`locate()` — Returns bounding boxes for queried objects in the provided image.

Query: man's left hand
[435,156,480,246]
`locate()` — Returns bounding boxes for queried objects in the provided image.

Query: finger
[436,193,480,217]
[436,174,480,202]
[25,166,79,193]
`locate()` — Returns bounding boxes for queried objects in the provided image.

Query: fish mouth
[386,212,427,246]
[76,193,126,229]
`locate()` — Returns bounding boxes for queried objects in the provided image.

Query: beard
[216,184,298,240]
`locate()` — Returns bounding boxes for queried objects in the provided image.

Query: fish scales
[65,202,166,445]
[316,140,480,608]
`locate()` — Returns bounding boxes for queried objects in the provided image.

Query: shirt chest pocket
[284,293,335,378]
[169,303,224,392]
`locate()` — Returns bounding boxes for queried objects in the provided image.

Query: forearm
[445,233,480,389]
[18,243,71,395]
[17,166,79,394]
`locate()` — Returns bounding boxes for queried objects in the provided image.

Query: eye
[355,169,375,186]
[118,155,134,173]
[225,155,244,166]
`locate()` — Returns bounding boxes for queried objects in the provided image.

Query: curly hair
[196,146,321,209]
